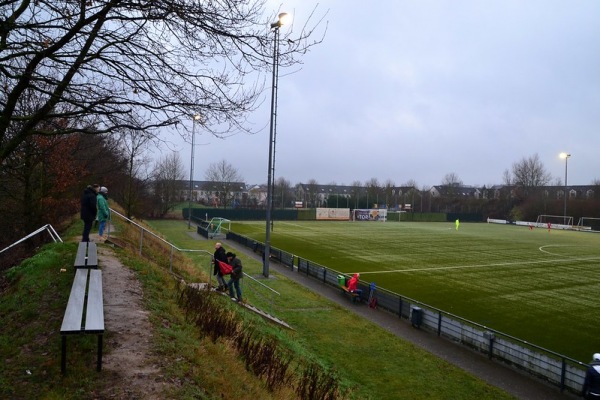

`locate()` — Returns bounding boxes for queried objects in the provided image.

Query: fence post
[139,227,144,255]
[560,358,566,392]
[398,297,403,319]
[483,331,495,359]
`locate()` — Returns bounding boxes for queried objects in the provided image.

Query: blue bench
[60,268,104,374]
[74,242,98,269]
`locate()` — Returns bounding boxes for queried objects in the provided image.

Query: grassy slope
[0,219,515,399]
[148,219,516,399]
[229,220,600,361]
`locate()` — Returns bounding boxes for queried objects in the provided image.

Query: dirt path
[97,246,170,399]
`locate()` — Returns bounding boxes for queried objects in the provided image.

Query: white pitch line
[538,244,596,256]
[356,256,600,275]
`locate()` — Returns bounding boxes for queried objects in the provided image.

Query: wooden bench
[60,268,104,374]
[340,285,361,303]
[74,241,98,269]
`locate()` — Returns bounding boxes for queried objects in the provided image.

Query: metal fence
[226,231,588,395]
[109,209,281,314]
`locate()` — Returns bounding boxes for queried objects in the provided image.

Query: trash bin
[337,275,346,286]
[410,306,422,328]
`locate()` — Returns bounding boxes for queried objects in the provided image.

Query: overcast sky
[168,1,600,188]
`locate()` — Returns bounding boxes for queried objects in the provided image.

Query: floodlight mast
[264,12,289,278]
[188,114,202,229]
[559,152,571,225]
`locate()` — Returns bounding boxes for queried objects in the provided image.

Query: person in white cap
[96,186,110,240]
[212,243,228,291]
[582,353,600,399]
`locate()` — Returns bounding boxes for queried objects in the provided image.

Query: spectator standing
[226,252,243,302]
[80,184,99,242]
[97,186,110,241]
[583,353,600,399]
[213,243,228,291]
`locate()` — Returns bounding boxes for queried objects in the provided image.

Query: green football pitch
[230,220,600,362]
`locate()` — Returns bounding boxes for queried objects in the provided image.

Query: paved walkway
[223,238,580,400]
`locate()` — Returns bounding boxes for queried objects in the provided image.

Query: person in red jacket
[347,273,363,298]
[212,243,228,291]
[226,252,243,302]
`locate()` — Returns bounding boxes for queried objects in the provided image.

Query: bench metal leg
[97,334,103,371]
[61,336,67,374]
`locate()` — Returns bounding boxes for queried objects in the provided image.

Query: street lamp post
[560,152,571,225]
[264,12,290,278]
[188,114,202,229]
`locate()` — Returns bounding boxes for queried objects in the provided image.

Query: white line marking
[357,256,600,275]
[538,244,594,256]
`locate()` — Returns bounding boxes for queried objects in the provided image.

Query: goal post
[577,217,600,231]
[207,217,231,238]
[535,214,573,227]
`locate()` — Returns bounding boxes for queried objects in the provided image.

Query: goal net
[207,217,231,238]
[535,214,573,227]
[577,217,600,231]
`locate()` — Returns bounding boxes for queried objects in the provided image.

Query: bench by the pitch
[74,241,98,269]
[340,285,360,303]
[60,268,104,374]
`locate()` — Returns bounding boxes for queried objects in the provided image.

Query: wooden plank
[60,269,89,333]
[73,242,87,268]
[86,242,98,268]
[85,270,104,333]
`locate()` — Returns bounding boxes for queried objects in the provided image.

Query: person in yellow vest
[455,219,460,231]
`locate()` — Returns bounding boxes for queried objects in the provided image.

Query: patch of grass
[0,242,102,400]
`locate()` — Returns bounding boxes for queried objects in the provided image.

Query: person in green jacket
[97,186,111,239]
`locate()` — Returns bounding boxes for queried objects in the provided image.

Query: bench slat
[60,269,88,333]
[74,242,98,269]
[85,270,104,333]
[86,242,98,268]
[73,242,88,268]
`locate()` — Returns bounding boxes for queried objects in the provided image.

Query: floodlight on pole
[264,12,290,278]
[188,114,202,229]
[559,152,571,225]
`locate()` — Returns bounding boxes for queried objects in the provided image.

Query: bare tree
[383,179,395,208]
[502,169,513,185]
[403,179,418,188]
[350,180,362,209]
[205,159,243,208]
[402,179,419,210]
[0,1,325,164]
[365,177,381,207]
[511,154,552,187]
[442,172,462,187]
[152,152,186,217]
[274,176,292,209]
[118,128,153,218]
[305,178,320,208]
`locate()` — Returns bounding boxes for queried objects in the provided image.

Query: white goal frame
[535,214,573,226]
[207,217,231,238]
[577,217,600,231]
